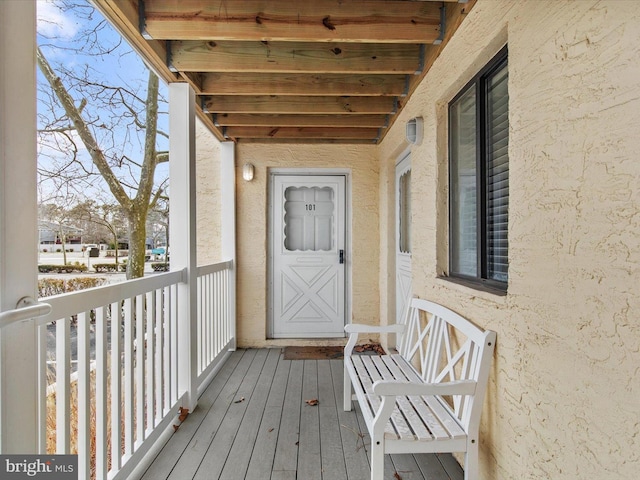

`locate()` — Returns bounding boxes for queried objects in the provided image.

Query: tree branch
[37,46,132,210]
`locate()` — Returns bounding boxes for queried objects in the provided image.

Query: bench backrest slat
[396,297,496,432]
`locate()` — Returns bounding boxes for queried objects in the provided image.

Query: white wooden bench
[343,297,496,480]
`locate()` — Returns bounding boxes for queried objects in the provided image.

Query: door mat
[282,343,386,360]
[283,346,344,360]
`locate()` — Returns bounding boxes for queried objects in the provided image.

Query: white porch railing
[27,260,235,480]
[196,260,235,395]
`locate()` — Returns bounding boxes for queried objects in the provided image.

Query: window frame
[448,46,509,292]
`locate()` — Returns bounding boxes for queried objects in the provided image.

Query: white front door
[396,154,412,325]
[271,174,346,338]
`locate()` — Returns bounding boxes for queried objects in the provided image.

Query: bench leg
[343,365,352,411]
[371,437,384,480]
[464,440,478,480]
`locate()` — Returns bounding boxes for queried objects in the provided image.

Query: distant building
[38,221,83,252]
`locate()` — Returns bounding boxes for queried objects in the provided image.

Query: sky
[36,0,169,205]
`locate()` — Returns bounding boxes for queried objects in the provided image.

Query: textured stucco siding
[378,1,640,478]
[195,117,222,265]
[234,144,379,348]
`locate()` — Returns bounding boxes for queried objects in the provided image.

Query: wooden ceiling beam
[95,1,174,84]
[379,0,478,143]
[224,126,380,140]
[170,40,422,74]
[141,0,442,43]
[201,73,407,97]
[204,96,397,115]
[213,114,389,128]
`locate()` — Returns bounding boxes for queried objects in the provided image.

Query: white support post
[220,142,236,350]
[169,83,198,410]
[0,0,39,452]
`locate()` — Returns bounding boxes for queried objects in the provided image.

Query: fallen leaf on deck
[394,473,403,480]
[354,342,386,355]
[305,399,319,406]
[234,397,245,403]
[268,428,274,432]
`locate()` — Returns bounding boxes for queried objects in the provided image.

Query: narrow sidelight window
[449,47,508,290]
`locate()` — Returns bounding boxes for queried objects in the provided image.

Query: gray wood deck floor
[141,349,464,480]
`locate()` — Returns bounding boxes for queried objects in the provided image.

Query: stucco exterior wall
[195,117,222,265]
[378,1,640,478]
[235,144,379,348]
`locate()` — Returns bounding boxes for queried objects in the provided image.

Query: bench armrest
[344,324,405,334]
[372,379,476,397]
[344,323,405,357]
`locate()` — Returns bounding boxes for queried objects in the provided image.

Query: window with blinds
[449,47,509,290]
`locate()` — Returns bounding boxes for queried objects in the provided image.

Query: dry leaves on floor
[354,341,386,355]
[305,398,319,406]
[234,397,245,403]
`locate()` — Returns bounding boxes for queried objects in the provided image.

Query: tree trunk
[58,228,68,265]
[126,213,147,280]
[108,226,119,266]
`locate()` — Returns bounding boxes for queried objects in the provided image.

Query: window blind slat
[487,60,509,283]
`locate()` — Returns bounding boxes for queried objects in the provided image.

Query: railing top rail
[197,259,233,277]
[37,268,187,325]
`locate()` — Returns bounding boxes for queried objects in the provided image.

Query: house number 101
[305,204,316,211]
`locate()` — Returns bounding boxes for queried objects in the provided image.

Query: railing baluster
[155,288,163,424]
[171,284,178,403]
[77,311,90,480]
[220,270,226,349]
[136,294,145,446]
[163,286,171,414]
[124,297,134,458]
[56,316,70,454]
[37,323,47,453]
[146,291,155,433]
[95,306,108,479]
[197,275,203,375]
[214,272,219,355]
[110,301,123,473]
[216,272,227,353]
[206,273,212,365]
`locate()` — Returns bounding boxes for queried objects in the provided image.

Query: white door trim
[268,169,352,338]
[395,153,412,341]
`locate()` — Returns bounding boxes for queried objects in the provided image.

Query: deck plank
[141,350,244,480]
[192,349,270,480]
[297,360,322,480]
[219,348,281,480]
[318,360,348,480]
[271,357,303,475]
[330,359,370,480]
[143,349,464,480]
[166,349,259,480]
[244,352,291,480]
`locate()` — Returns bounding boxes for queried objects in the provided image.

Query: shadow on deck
[141,349,464,480]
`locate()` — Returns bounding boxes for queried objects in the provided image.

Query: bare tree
[39,201,80,265]
[37,0,168,278]
[69,200,127,263]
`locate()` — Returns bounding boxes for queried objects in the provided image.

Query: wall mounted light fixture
[406,117,424,145]
[242,163,255,181]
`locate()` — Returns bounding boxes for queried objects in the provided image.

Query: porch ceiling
[94,0,476,144]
